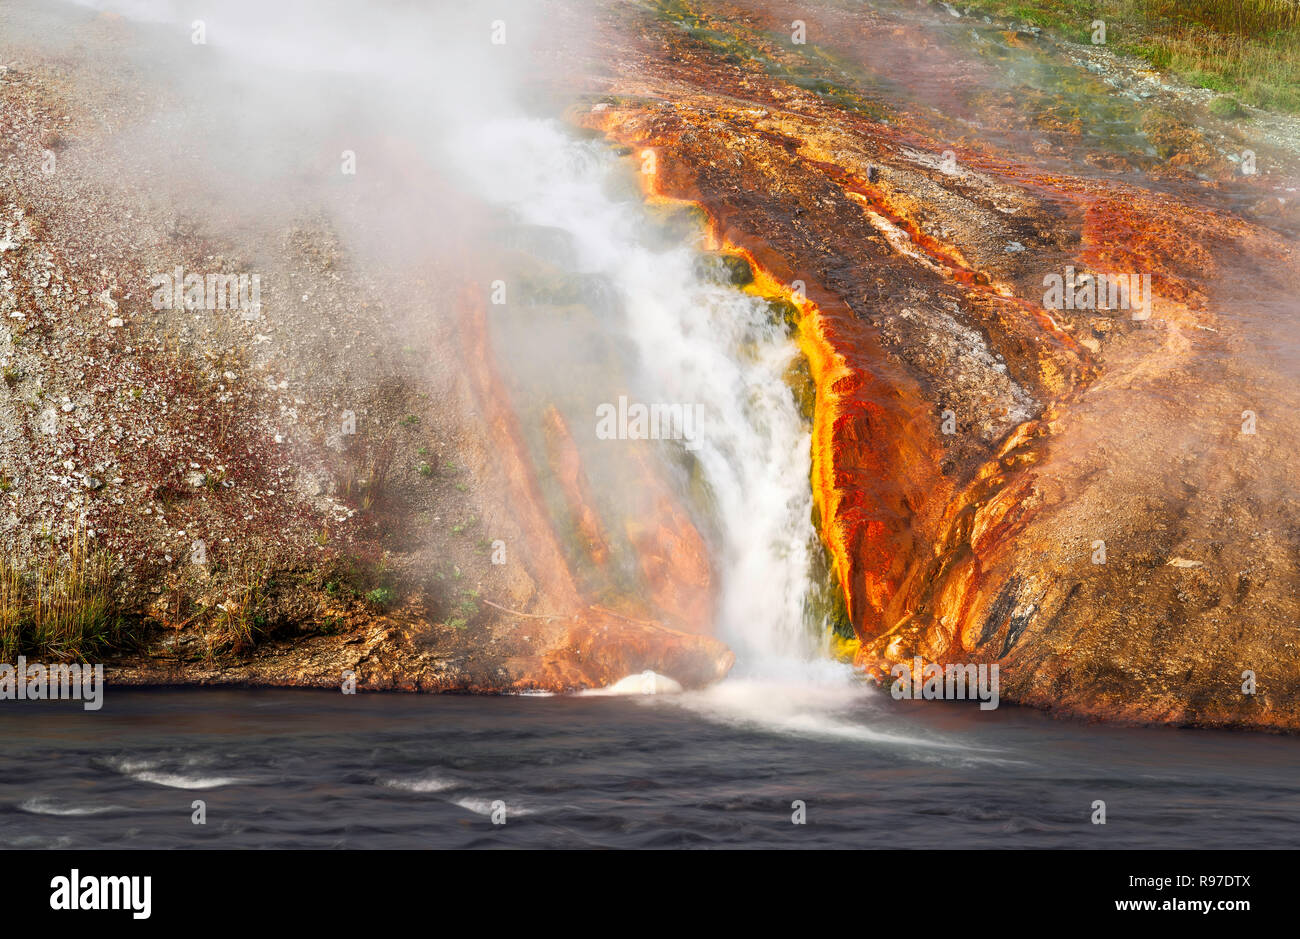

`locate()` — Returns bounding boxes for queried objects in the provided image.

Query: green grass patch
[950,0,1300,113]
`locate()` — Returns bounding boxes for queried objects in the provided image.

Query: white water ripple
[19,797,126,816]
[106,757,251,790]
[381,772,458,794]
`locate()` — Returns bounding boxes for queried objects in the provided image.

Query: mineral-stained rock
[566,0,1300,729]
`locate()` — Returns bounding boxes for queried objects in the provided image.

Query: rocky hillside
[0,6,731,692]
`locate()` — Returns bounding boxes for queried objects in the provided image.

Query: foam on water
[19,797,125,816]
[381,773,459,794]
[106,757,250,790]
[453,797,533,818]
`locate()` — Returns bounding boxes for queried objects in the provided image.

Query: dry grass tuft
[0,529,125,661]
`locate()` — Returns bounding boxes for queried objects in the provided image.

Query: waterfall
[454,118,824,671]
[62,0,832,677]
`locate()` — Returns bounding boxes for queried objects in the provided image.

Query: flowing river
[2,688,1299,848]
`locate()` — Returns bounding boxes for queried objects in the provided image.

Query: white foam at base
[583,672,685,696]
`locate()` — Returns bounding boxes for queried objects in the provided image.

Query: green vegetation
[951,0,1300,112]
[447,589,480,630]
[1208,94,1244,116]
[322,554,388,602]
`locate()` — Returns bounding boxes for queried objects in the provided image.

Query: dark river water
[2,685,1297,849]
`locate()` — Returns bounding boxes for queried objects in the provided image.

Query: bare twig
[480,597,564,621]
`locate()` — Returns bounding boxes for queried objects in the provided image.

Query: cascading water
[455,119,927,745]
[454,117,823,671]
